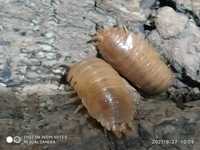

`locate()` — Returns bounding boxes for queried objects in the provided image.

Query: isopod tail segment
[111,120,138,138]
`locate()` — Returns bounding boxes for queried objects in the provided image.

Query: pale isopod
[94,27,174,94]
[66,58,137,137]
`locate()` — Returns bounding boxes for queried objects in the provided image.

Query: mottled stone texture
[148,5,200,102]
[0,0,145,85]
[0,0,200,150]
[0,85,200,150]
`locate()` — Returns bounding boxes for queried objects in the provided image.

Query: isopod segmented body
[67,58,136,137]
[94,27,174,94]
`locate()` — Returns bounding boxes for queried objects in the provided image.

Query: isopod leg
[65,96,80,105]
[87,36,98,44]
[122,25,128,33]
[64,90,77,96]
[73,104,84,114]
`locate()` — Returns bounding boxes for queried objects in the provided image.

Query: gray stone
[148,6,200,102]
[191,1,200,18]
[149,20,200,83]
[175,0,193,10]
[39,44,53,52]
[96,0,146,22]
[155,7,188,38]
[156,0,200,24]
[44,32,55,38]
[140,0,156,17]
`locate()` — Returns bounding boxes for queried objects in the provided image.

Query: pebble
[40,44,53,51]
[155,7,188,38]
[45,32,54,38]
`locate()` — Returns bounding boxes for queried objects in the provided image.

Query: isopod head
[94,27,129,63]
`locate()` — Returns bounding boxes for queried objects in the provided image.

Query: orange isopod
[94,27,174,94]
[67,58,137,137]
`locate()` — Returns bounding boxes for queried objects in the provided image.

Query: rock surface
[155,7,188,38]
[0,0,200,150]
[147,6,200,102]
[0,85,199,150]
[150,7,200,83]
